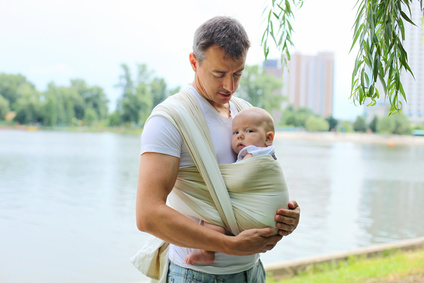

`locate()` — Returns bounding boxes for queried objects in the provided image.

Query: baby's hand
[242,153,254,160]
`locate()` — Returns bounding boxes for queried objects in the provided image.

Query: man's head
[193,16,250,63]
[232,107,275,154]
[190,17,250,108]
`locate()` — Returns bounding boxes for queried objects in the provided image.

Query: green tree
[0,73,37,107]
[353,116,368,132]
[116,64,153,125]
[305,116,329,132]
[377,113,411,135]
[70,79,109,121]
[262,0,424,114]
[280,106,314,128]
[108,110,122,127]
[0,95,10,120]
[13,84,43,124]
[325,115,339,131]
[368,115,378,133]
[42,83,84,126]
[238,65,284,114]
[83,107,98,126]
[392,113,411,135]
[340,120,354,133]
[115,63,176,126]
[377,115,395,134]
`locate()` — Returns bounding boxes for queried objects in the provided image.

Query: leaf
[400,11,416,26]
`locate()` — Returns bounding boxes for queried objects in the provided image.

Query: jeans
[167,260,266,283]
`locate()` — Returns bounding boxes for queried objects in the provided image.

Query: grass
[267,248,424,283]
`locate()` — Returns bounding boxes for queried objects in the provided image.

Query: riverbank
[136,237,424,283]
[264,236,424,281]
[2,126,424,145]
[275,131,424,145]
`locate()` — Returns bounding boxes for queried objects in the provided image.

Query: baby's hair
[239,107,275,133]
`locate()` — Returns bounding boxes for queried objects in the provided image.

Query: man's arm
[275,201,300,237]
[136,152,282,255]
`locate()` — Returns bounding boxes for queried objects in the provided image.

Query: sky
[0,0,365,120]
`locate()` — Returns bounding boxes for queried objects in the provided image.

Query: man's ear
[189,52,198,71]
[265,131,274,146]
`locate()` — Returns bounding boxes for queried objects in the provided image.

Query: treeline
[0,63,179,127]
[0,63,418,135]
[278,106,413,135]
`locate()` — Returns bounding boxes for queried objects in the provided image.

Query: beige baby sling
[131,88,289,282]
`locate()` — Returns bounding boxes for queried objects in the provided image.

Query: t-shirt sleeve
[140,115,182,158]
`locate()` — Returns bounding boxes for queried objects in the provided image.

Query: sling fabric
[131,89,289,282]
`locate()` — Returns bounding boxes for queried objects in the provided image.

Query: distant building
[263,59,282,78]
[263,53,335,118]
[401,1,424,124]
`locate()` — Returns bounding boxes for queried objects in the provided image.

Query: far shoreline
[275,131,424,145]
[2,125,424,146]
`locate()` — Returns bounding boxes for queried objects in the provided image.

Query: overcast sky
[0,0,365,120]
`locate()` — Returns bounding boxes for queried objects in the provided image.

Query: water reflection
[1,130,424,283]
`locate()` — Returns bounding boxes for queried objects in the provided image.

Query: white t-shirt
[140,85,259,274]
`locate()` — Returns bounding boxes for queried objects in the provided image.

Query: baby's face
[231,111,270,154]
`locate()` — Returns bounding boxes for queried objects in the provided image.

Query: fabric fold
[131,88,288,282]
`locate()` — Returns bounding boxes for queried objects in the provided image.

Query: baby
[185,107,278,265]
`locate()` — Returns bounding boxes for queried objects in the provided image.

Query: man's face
[190,45,246,107]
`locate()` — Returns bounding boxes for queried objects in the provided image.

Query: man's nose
[223,75,235,92]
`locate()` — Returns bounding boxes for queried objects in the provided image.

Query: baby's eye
[245,130,254,133]
[233,131,239,135]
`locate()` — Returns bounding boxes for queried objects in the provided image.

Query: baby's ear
[265,131,274,146]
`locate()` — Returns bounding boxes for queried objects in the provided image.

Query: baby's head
[232,107,275,154]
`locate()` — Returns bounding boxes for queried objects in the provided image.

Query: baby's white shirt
[236,145,276,162]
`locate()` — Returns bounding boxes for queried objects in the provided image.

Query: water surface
[1,130,423,283]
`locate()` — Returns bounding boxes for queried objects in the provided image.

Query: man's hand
[275,200,300,236]
[225,227,282,256]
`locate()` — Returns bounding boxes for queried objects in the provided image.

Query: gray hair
[193,16,250,63]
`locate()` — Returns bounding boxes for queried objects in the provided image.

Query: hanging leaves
[262,0,424,115]
[350,0,423,115]
[261,0,304,67]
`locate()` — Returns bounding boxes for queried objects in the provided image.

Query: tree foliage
[238,65,284,116]
[326,116,339,132]
[263,0,424,114]
[261,0,304,66]
[279,106,315,128]
[353,116,368,132]
[0,73,109,126]
[376,112,411,134]
[350,0,423,115]
[368,115,378,132]
[115,63,177,126]
[305,116,330,132]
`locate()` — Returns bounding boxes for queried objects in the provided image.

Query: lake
[1,130,424,283]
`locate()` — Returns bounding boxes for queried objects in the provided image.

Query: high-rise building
[283,52,335,118]
[263,53,335,118]
[401,1,424,124]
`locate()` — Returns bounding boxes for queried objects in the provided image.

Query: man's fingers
[259,227,277,237]
[287,200,299,209]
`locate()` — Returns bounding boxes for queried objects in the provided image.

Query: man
[136,16,300,282]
